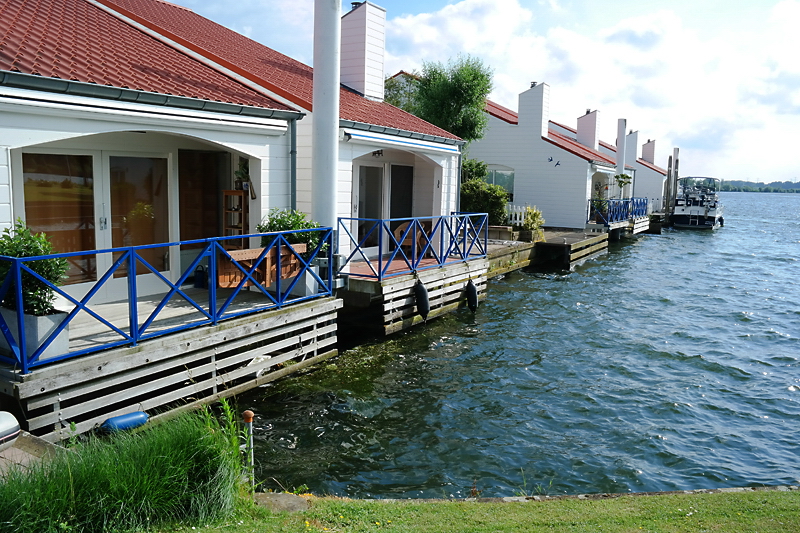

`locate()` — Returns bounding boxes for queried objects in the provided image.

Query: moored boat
[670,177,724,229]
[0,411,21,452]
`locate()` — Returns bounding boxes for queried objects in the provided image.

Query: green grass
[0,402,243,533]
[162,489,800,533]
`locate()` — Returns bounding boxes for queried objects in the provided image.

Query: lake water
[241,192,800,498]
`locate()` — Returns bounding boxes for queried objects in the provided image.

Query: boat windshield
[678,177,720,194]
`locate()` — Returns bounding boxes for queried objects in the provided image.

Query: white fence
[506,203,526,226]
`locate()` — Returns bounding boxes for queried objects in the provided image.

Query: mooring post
[242,409,255,495]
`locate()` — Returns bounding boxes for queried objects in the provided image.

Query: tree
[416,55,493,142]
[386,56,493,143]
[384,71,419,115]
[461,158,488,182]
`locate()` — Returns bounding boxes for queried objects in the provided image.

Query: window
[485,168,514,202]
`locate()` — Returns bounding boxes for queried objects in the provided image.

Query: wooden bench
[217,243,307,288]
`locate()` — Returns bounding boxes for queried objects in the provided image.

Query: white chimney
[340,2,386,101]
[615,118,627,177]
[312,0,341,227]
[519,82,550,139]
[642,139,656,164]
[625,130,639,166]
[576,109,598,150]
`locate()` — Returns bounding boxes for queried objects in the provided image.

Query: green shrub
[256,208,323,254]
[460,179,507,225]
[0,403,243,533]
[461,158,488,182]
[0,220,68,316]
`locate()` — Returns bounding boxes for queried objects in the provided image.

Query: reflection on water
[241,193,800,498]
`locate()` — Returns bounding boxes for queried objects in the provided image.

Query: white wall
[469,83,603,229]
[340,2,386,101]
[0,88,292,231]
[0,147,11,229]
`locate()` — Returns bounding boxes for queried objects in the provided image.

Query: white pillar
[312,0,341,228]
[615,118,627,177]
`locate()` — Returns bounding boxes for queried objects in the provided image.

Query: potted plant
[591,190,608,224]
[517,206,546,242]
[255,209,325,295]
[0,220,69,360]
[613,173,632,198]
[256,208,322,257]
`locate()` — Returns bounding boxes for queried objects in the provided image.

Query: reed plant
[0,401,242,533]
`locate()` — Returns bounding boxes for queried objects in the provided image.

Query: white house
[96,0,465,254]
[470,82,660,229]
[0,0,304,303]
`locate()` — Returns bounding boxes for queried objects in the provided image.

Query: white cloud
[385,0,800,181]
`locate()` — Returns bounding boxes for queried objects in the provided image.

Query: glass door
[355,165,386,258]
[20,151,173,305]
[106,155,171,295]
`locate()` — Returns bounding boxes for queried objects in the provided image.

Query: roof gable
[545,129,617,167]
[0,0,292,111]
[485,100,518,125]
[96,0,460,141]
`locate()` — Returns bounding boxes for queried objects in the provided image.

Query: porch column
[311,0,341,228]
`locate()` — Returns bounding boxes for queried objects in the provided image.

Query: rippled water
[241,192,800,498]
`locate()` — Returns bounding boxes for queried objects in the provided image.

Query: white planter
[268,265,320,297]
[0,308,70,361]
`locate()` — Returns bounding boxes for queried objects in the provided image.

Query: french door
[352,164,414,259]
[20,150,173,304]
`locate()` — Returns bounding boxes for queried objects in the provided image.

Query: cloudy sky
[166,0,800,182]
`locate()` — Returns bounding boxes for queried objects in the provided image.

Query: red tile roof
[96,0,460,141]
[545,129,617,167]
[636,158,667,175]
[485,100,518,125]
[483,100,642,169]
[596,140,664,174]
[0,0,293,111]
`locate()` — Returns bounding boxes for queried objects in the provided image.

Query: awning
[342,129,461,155]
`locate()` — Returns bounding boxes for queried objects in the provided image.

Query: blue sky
[166,0,800,182]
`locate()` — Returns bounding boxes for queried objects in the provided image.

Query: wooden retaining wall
[486,242,536,279]
[534,233,609,269]
[342,260,488,336]
[0,298,342,442]
[630,216,651,235]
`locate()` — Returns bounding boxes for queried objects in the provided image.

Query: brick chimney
[341,2,386,101]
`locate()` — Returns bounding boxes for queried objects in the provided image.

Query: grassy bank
[0,403,242,533]
[167,488,800,533]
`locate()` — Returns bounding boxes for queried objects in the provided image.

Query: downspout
[290,117,297,210]
[456,148,462,213]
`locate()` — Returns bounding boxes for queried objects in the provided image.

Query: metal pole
[242,409,255,495]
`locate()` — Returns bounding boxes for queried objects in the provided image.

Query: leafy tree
[461,158,488,182]
[417,55,493,142]
[384,71,419,115]
[391,55,492,143]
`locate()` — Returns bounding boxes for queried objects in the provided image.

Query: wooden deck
[51,286,283,357]
[339,256,489,335]
[0,295,342,442]
[344,256,442,278]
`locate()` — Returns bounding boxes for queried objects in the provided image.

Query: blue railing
[587,198,649,225]
[337,213,488,280]
[0,229,333,374]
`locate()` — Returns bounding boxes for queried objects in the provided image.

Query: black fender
[466,279,478,313]
[414,279,430,321]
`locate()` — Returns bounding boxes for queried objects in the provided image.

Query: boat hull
[671,213,723,229]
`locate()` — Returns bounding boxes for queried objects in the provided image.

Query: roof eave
[340,119,466,147]
[0,70,304,121]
